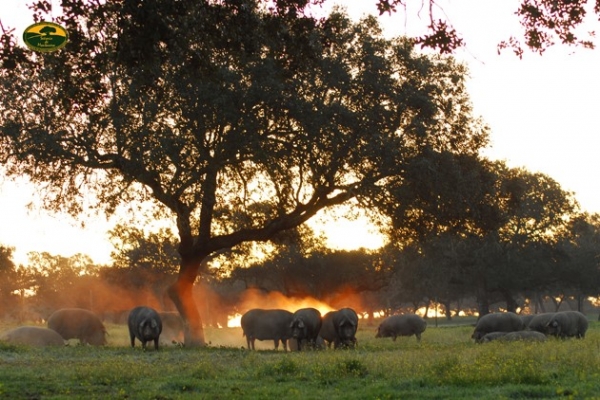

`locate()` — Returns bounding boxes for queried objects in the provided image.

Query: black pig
[290,308,322,351]
[128,306,163,350]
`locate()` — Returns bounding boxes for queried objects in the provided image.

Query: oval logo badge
[23,22,68,52]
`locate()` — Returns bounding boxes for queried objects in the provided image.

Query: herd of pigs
[0,307,180,349]
[471,310,588,343]
[242,307,426,350]
[0,305,589,349]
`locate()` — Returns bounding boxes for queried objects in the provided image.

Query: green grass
[1,319,600,399]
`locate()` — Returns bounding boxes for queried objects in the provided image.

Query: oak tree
[222,0,600,55]
[382,157,578,315]
[375,0,599,56]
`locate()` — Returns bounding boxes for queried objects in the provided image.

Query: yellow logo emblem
[23,22,68,52]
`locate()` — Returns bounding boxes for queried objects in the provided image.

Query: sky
[1,0,600,265]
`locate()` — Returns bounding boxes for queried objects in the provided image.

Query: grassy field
[1,318,600,399]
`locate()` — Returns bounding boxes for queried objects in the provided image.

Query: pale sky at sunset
[1,0,600,265]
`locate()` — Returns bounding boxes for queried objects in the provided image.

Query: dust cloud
[206,287,365,348]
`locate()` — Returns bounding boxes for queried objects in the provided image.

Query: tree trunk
[550,295,564,312]
[504,292,517,313]
[534,293,546,313]
[475,274,489,317]
[477,295,490,317]
[167,259,206,347]
[442,300,452,321]
[577,294,584,312]
[422,301,430,319]
[454,298,463,319]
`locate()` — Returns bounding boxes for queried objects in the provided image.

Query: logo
[23,22,68,52]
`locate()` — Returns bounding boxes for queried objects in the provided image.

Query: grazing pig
[128,306,163,350]
[241,309,294,350]
[290,308,322,351]
[501,330,547,342]
[332,308,359,349]
[158,311,185,346]
[544,311,588,339]
[376,314,427,342]
[47,308,107,345]
[471,312,524,342]
[479,331,508,343]
[0,326,65,347]
[525,313,555,333]
[317,311,336,348]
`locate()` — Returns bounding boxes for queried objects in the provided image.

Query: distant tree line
[1,161,599,323]
[221,208,600,320]
[0,226,235,326]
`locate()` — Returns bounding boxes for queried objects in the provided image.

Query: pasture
[1,318,600,399]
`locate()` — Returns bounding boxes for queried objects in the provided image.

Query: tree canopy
[374,0,599,56]
[381,160,579,316]
[162,0,600,56]
[1,0,487,345]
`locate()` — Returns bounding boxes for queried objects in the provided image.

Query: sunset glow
[225,289,340,328]
[227,314,243,328]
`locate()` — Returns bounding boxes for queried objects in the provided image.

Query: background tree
[373,0,599,56]
[104,225,180,308]
[0,246,19,318]
[379,154,579,315]
[0,1,488,345]
[218,0,600,55]
[10,264,40,321]
[395,234,473,320]
[26,252,97,314]
[481,167,578,313]
[231,248,389,301]
[553,213,600,310]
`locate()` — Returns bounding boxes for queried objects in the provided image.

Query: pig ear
[151,320,157,328]
[298,321,305,328]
